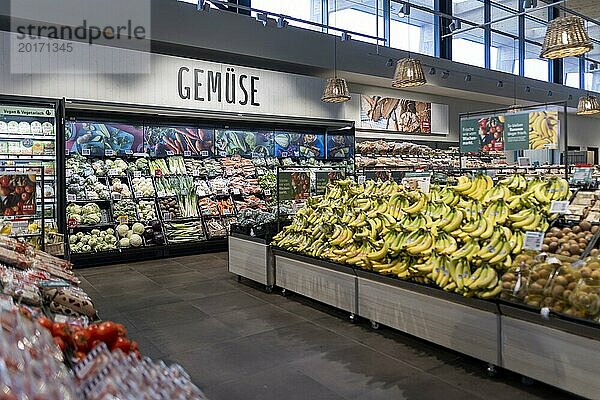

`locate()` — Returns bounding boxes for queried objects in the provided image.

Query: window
[491,33,518,74]
[490,0,518,37]
[453,29,486,67]
[524,43,549,81]
[390,1,435,56]
[328,0,384,44]
[584,60,600,92]
[452,0,484,24]
[251,0,323,30]
[563,58,580,88]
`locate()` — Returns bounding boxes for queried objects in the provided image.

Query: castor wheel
[236,275,242,283]
[521,376,534,386]
[370,320,380,330]
[281,288,288,297]
[349,313,357,324]
[486,364,498,377]
[265,285,273,293]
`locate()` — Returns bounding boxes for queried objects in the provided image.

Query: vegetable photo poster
[66,122,144,156]
[360,95,432,133]
[0,174,36,217]
[215,130,273,157]
[145,126,214,157]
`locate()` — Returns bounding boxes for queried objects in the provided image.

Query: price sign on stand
[157,191,166,198]
[166,151,175,156]
[155,170,162,177]
[118,216,128,225]
[125,150,133,156]
[571,167,593,185]
[65,169,72,178]
[192,171,200,177]
[135,191,143,198]
[523,231,545,251]
[133,171,142,178]
[65,149,70,156]
[67,218,78,228]
[82,149,91,156]
[67,194,76,202]
[550,200,570,214]
[108,169,119,176]
[281,152,288,158]
[184,151,192,157]
[112,193,121,201]
[358,175,366,184]
[163,212,172,221]
[233,188,240,195]
[105,149,115,156]
[264,189,271,196]
[201,151,209,157]
[218,151,227,157]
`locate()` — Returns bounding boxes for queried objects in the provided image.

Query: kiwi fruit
[542,244,550,252]
[536,278,548,287]
[573,226,582,234]
[554,276,568,287]
[551,285,565,298]
[502,281,513,289]
[501,272,516,282]
[592,225,599,233]
[581,267,592,278]
[577,232,587,239]
[591,248,600,257]
[561,251,572,256]
[550,227,561,235]
[563,227,572,235]
[567,281,578,291]
[555,231,564,239]
[580,221,592,232]
[591,269,600,281]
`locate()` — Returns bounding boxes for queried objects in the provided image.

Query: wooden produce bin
[228,234,274,291]
[500,306,600,400]
[274,251,358,316]
[357,271,501,365]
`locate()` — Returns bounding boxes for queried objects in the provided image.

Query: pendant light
[392,58,426,88]
[540,15,593,59]
[576,95,600,115]
[321,33,351,103]
[391,8,426,88]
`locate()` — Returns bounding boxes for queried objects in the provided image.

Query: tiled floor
[78,253,578,400]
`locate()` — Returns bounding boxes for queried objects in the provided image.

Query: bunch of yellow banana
[498,174,528,193]
[508,208,549,232]
[481,184,511,204]
[451,174,493,201]
[529,111,559,150]
[483,200,509,224]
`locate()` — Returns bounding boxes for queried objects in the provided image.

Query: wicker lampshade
[540,15,593,59]
[576,95,600,115]
[392,58,426,88]
[321,77,351,103]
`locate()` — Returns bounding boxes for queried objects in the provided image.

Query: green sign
[278,171,310,200]
[460,118,480,153]
[571,167,593,184]
[504,113,529,151]
[315,171,344,195]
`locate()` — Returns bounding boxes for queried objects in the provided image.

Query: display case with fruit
[543,222,599,259]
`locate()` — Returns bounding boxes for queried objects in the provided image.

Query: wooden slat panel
[275,255,356,313]
[358,278,499,364]
[228,236,270,285]
[502,316,600,400]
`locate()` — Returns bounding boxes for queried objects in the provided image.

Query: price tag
[65,149,70,156]
[82,148,91,156]
[550,200,570,214]
[201,150,209,157]
[108,169,119,176]
[155,169,162,177]
[192,171,200,177]
[21,204,34,213]
[135,191,143,198]
[233,188,240,195]
[54,315,69,324]
[358,175,366,184]
[133,171,142,178]
[112,192,121,201]
[66,169,72,177]
[166,151,175,156]
[67,218,78,228]
[294,151,300,157]
[125,150,133,155]
[118,215,128,225]
[219,151,227,157]
[222,209,231,215]
[133,152,147,157]
[264,189,271,196]
[67,194,76,202]
[163,212,172,221]
[157,191,166,198]
[105,149,115,156]
[523,231,545,251]
[281,152,288,158]
[184,151,191,157]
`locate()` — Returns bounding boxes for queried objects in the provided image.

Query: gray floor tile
[168,279,238,301]
[213,303,307,337]
[123,301,211,331]
[148,271,207,288]
[190,291,267,315]
[205,366,347,400]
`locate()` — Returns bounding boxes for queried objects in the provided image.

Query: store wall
[0,30,345,122]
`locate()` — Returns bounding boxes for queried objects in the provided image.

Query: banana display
[529,111,559,150]
[272,173,571,299]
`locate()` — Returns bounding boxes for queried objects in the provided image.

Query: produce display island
[228,236,600,400]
